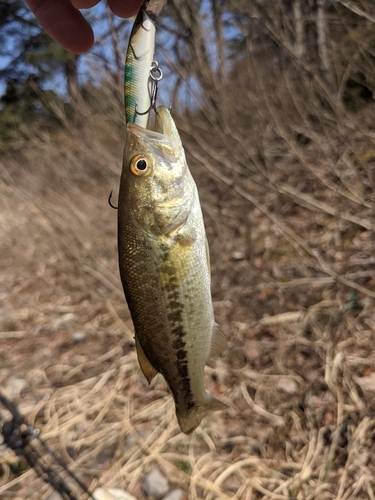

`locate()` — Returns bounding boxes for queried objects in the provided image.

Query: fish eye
[130,155,152,176]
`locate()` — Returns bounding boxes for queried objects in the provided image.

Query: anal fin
[208,323,227,360]
[135,336,158,384]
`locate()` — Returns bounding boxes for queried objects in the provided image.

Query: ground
[1,98,375,499]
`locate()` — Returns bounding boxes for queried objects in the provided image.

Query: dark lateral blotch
[177,349,187,360]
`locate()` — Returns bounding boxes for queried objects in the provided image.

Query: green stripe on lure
[124,0,166,128]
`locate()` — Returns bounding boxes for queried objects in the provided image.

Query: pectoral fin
[135,337,158,384]
[208,323,227,359]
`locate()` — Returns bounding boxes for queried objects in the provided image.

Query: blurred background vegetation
[1,0,374,150]
[1,1,375,499]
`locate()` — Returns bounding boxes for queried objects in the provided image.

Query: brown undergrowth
[1,83,375,499]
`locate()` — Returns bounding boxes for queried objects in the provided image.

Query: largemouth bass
[118,106,227,433]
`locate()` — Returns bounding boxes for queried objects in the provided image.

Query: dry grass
[1,80,375,499]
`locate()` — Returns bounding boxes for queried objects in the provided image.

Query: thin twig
[240,382,285,427]
[82,265,124,299]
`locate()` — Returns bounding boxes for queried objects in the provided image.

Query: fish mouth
[127,107,181,159]
[128,106,180,140]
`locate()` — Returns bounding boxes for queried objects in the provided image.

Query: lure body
[124,5,156,127]
[117,107,227,433]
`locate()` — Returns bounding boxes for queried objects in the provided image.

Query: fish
[117,106,227,433]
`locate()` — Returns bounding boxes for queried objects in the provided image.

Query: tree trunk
[316,0,335,91]
[293,0,305,59]
[107,7,123,88]
[65,54,82,123]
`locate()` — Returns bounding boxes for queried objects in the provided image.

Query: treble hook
[108,190,118,210]
[135,61,163,117]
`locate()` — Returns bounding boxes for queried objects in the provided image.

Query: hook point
[108,190,118,210]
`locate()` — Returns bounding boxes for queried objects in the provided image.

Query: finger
[71,0,100,8]
[25,0,94,53]
[107,0,142,18]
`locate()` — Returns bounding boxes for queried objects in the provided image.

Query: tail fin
[177,396,227,434]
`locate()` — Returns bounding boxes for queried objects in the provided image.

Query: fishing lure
[124,0,166,127]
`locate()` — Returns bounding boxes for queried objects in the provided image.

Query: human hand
[25,0,143,54]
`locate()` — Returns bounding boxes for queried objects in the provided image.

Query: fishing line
[0,392,95,500]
